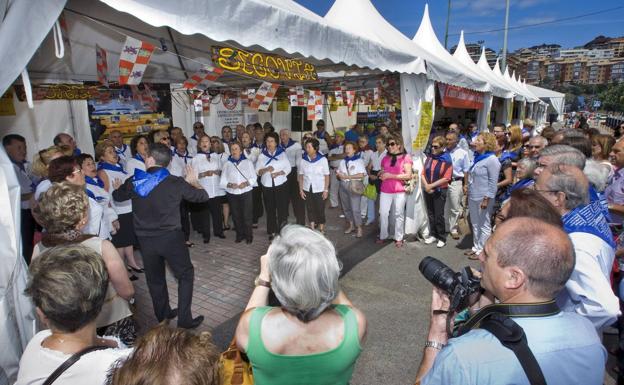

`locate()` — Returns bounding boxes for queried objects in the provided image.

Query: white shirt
[34,179,52,201]
[370,150,387,171]
[280,140,303,168]
[244,146,261,165]
[191,153,225,198]
[448,146,471,179]
[557,232,620,331]
[298,155,330,193]
[328,145,344,169]
[125,157,145,177]
[188,134,203,157]
[114,144,132,167]
[86,178,118,239]
[100,164,132,215]
[359,149,374,169]
[220,157,257,194]
[84,196,106,239]
[255,149,291,188]
[221,139,232,155]
[338,157,367,181]
[169,151,193,177]
[13,161,37,209]
[15,330,132,385]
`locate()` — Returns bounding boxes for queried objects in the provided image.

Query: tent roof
[526,83,565,99]
[453,32,512,99]
[412,4,491,93]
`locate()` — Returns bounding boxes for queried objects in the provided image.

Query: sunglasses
[527,145,541,149]
[388,142,398,147]
[431,145,441,149]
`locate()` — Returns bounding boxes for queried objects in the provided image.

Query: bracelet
[424,340,446,350]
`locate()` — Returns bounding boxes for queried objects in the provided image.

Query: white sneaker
[436,240,446,248]
[424,237,436,244]
[339,214,345,218]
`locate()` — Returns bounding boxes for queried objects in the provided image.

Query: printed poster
[412,101,433,151]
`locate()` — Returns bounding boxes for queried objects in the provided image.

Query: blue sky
[294,0,624,52]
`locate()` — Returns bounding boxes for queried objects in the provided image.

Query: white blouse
[86,179,118,239]
[255,149,291,188]
[191,153,225,198]
[338,157,367,181]
[34,179,52,201]
[370,149,387,171]
[244,146,261,165]
[220,158,257,195]
[125,157,146,177]
[169,151,193,177]
[298,155,330,193]
[281,141,303,168]
[328,145,344,169]
[101,164,132,215]
[114,144,132,167]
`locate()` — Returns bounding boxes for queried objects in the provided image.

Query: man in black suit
[113,143,209,329]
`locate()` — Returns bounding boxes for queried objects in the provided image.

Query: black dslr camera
[419,256,482,312]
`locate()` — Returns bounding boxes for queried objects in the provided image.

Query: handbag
[403,176,417,194]
[346,161,365,195]
[219,339,254,385]
[364,183,377,200]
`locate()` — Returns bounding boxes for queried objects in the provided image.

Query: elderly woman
[97,141,142,278]
[495,187,563,228]
[591,134,615,179]
[32,182,136,345]
[298,138,330,233]
[32,145,65,200]
[378,134,413,247]
[336,141,366,238]
[465,132,500,259]
[220,141,257,244]
[235,225,366,385]
[421,136,453,248]
[191,135,226,243]
[17,244,132,385]
[126,135,149,177]
[210,136,232,229]
[107,324,219,385]
[242,131,264,228]
[256,132,291,240]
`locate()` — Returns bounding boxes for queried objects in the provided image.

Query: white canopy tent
[527,83,566,119]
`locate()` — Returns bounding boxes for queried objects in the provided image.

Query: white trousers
[445,180,464,233]
[329,169,340,208]
[379,192,407,241]
[468,198,495,253]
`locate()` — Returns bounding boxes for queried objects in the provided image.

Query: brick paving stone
[132,206,379,336]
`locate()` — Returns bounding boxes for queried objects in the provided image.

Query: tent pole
[501,0,510,70]
[444,0,451,49]
[167,27,189,79]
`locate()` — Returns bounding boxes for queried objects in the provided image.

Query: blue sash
[114,144,128,156]
[589,185,611,222]
[562,202,615,248]
[280,139,297,150]
[262,148,285,166]
[303,153,324,163]
[133,168,170,197]
[85,176,105,189]
[228,154,247,165]
[133,154,145,163]
[97,162,126,174]
[314,130,326,140]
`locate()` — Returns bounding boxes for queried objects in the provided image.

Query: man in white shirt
[536,164,620,331]
[444,131,471,239]
[3,134,38,264]
[327,131,346,209]
[280,129,305,225]
[110,130,132,167]
[188,121,206,156]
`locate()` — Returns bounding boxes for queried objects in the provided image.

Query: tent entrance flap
[438,83,484,110]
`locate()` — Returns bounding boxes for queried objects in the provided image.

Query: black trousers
[21,209,35,265]
[227,191,253,241]
[180,201,190,242]
[199,197,224,241]
[305,190,326,225]
[138,231,195,327]
[287,168,306,225]
[262,182,289,235]
[252,178,263,224]
[424,188,448,242]
[189,202,203,234]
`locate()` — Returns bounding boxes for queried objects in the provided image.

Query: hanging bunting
[119,36,155,85]
[95,44,109,87]
[307,90,322,120]
[246,88,256,106]
[334,83,344,105]
[182,65,225,90]
[346,90,355,116]
[201,93,212,114]
[296,86,305,106]
[373,87,380,105]
[249,81,279,111]
[289,88,298,106]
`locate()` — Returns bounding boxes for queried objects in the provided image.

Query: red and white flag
[334,84,344,105]
[95,44,109,87]
[246,88,256,106]
[201,93,212,114]
[183,65,224,90]
[250,82,279,111]
[346,90,355,116]
[296,86,305,106]
[288,88,297,106]
[119,36,155,85]
[307,90,323,120]
[373,87,380,105]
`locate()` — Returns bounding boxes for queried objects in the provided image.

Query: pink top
[380,153,412,193]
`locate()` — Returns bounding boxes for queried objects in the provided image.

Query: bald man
[535,164,619,331]
[53,133,80,156]
[417,218,606,384]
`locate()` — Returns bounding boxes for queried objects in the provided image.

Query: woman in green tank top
[235,225,367,385]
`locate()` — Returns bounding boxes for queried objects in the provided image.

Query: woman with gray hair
[499,157,537,203]
[235,225,366,385]
[16,244,132,385]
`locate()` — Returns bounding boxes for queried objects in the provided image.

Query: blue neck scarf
[228,154,247,165]
[314,130,326,140]
[302,152,323,163]
[115,144,128,156]
[431,151,452,164]
[191,134,198,141]
[222,138,231,145]
[134,153,145,163]
[262,147,284,165]
[132,167,170,197]
[174,150,192,164]
[280,139,296,149]
[197,150,213,160]
[344,153,361,164]
[424,152,452,188]
[85,175,105,189]
[499,150,518,164]
[85,187,105,202]
[97,161,126,174]
[73,148,82,156]
[470,151,495,171]
[510,178,534,192]
[470,131,479,141]
[589,185,611,222]
[562,202,615,248]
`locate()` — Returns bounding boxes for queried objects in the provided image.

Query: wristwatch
[424,340,446,350]
[254,276,271,288]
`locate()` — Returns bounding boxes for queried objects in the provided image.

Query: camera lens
[419,256,458,294]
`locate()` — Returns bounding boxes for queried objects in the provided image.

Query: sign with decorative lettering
[212,46,318,83]
[14,84,103,101]
[438,84,484,110]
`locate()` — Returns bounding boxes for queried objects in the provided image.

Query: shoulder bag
[219,338,254,385]
[346,161,365,195]
[43,345,110,385]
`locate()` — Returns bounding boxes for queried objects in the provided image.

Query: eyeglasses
[431,145,441,149]
[527,145,541,149]
[534,188,560,195]
[388,142,398,147]
[72,168,82,175]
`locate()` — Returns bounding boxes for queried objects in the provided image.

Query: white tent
[527,83,566,119]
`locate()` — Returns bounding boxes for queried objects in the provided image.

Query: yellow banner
[212,46,318,83]
[412,101,433,151]
[0,91,16,116]
[276,98,290,112]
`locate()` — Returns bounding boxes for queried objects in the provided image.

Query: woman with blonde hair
[465,132,500,259]
[507,125,523,157]
[32,145,64,200]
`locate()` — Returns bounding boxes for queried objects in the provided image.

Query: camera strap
[455,300,559,385]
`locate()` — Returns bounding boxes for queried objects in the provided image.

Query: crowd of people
[3,113,624,384]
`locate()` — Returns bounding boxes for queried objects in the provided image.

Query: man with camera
[415,217,606,385]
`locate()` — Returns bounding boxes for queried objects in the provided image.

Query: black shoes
[127,265,144,274]
[166,308,178,320]
[129,275,138,281]
[179,315,204,329]
[246,238,253,244]
[235,238,243,243]
[216,233,226,239]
